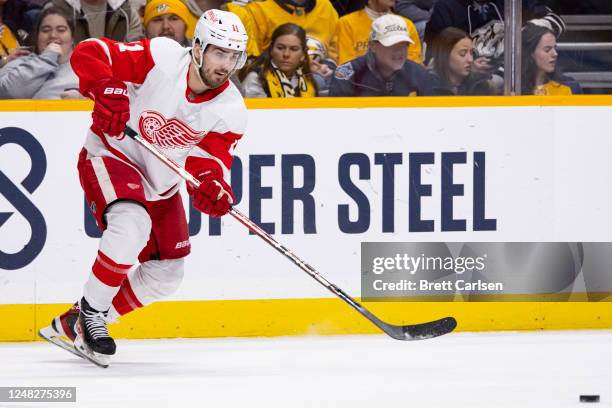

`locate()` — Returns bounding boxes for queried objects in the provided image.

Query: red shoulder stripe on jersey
[72,38,155,96]
[197,130,243,169]
[185,69,231,103]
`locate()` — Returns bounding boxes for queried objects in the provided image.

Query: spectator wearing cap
[245,0,338,57]
[330,14,432,96]
[332,0,422,66]
[144,0,190,45]
[181,1,259,58]
[44,0,144,44]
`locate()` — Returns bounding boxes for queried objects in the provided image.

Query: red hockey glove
[186,157,234,217]
[90,78,130,137]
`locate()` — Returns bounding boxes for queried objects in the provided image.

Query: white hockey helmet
[192,9,248,71]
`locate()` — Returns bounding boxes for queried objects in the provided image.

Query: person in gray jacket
[44,0,144,44]
[0,7,81,99]
[395,0,436,41]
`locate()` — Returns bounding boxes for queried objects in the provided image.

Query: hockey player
[38,9,248,367]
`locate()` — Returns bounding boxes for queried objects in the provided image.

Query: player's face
[37,13,73,55]
[532,33,558,74]
[200,45,241,88]
[448,38,474,79]
[372,41,408,74]
[270,34,305,77]
[146,14,187,44]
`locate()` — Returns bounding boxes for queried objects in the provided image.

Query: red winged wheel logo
[138,111,205,149]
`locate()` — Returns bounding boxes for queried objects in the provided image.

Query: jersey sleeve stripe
[83,38,113,66]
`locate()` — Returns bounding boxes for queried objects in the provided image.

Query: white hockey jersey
[71,36,247,201]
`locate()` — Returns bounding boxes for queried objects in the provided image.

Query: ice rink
[0,330,610,408]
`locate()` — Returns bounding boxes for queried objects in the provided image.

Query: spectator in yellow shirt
[245,0,338,57]
[182,0,260,57]
[332,0,422,66]
[521,23,581,95]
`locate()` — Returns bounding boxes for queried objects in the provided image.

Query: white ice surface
[0,330,610,408]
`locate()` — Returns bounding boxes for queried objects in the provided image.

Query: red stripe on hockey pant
[112,278,144,316]
[91,250,132,287]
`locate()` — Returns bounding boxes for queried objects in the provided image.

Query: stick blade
[384,316,457,341]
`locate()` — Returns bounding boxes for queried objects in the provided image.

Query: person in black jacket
[330,14,433,97]
[424,0,564,70]
[428,27,495,95]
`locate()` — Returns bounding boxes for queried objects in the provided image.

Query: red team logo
[138,111,205,149]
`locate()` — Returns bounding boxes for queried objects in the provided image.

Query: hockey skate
[73,297,116,368]
[38,303,82,358]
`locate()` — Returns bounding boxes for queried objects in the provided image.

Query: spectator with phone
[0,7,81,99]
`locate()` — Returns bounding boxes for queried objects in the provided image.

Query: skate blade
[38,326,82,359]
[73,335,111,368]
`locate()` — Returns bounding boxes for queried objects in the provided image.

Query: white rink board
[0,106,611,304]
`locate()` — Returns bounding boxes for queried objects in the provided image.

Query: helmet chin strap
[191,46,209,90]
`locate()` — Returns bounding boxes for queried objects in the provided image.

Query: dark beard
[201,66,229,89]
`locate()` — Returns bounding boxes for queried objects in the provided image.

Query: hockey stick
[124,127,457,341]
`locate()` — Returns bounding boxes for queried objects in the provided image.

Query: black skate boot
[74,297,116,367]
[39,302,80,356]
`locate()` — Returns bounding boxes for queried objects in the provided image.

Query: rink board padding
[1,299,612,341]
[2,96,612,341]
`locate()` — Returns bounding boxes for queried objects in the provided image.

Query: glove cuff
[185,157,224,181]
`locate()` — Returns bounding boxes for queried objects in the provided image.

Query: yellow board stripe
[0,95,611,112]
[2,298,612,342]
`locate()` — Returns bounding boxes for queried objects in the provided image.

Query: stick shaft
[124,127,459,341]
[125,128,367,311]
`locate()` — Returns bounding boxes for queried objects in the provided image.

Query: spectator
[130,0,145,18]
[425,0,564,69]
[332,0,422,66]
[306,36,333,95]
[182,1,259,57]
[0,0,42,68]
[0,7,81,99]
[44,0,144,43]
[521,24,581,95]
[144,0,190,45]
[428,27,495,95]
[245,0,338,57]
[395,0,436,41]
[240,23,317,97]
[331,0,365,16]
[330,14,432,96]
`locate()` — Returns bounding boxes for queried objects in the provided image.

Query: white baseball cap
[369,14,414,46]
